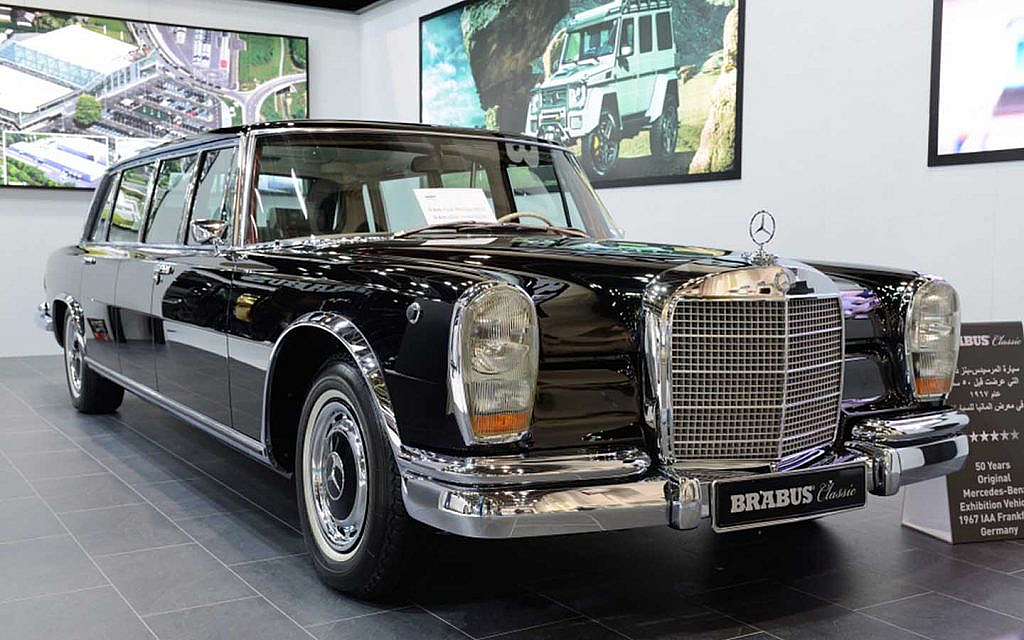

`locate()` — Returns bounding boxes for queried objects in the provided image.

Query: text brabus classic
[40,120,968,597]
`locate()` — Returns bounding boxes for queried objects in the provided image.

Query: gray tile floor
[1,355,1024,640]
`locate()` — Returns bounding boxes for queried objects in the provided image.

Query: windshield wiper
[394,221,588,239]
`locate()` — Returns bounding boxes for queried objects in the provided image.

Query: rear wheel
[296,358,426,599]
[650,92,679,159]
[582,110,620,176]
[63,313,123,414]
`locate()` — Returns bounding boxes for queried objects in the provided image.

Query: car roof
[108,119,559,172]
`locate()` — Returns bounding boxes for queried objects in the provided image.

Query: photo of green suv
[421,0,742,188]
[525,1,680,177]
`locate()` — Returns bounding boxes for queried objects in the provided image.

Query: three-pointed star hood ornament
[745,210,777,266]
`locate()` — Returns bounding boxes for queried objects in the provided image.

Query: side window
[638,15,652,53]
[88,175,119,241]
[656,12,672,51]
[189,147,238,244]
[109,163,156,243]
[507,164,576,227]
[620,18,634,54]
[145,155,199,244]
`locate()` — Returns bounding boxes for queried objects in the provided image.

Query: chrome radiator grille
[669,296,843,461]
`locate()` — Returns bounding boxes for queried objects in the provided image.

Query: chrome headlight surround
[449,281,539,445]
[905,276,961,400]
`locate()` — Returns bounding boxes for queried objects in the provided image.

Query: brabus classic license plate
[712,462,868,531]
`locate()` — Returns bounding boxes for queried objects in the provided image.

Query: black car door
[79,176,122,373]
[149,150,236,430]
[108,162,159,390]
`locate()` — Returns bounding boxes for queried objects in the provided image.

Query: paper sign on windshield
[413,188,496,225]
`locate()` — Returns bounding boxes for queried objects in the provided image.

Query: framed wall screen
[0,4,309,189]
[929,0,1024,166]
[419,0,744,188]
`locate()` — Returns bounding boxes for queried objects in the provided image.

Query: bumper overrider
[398,409,968,538]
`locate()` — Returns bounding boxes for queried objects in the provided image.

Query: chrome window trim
[903,275,960,402]
[447,280,539,446]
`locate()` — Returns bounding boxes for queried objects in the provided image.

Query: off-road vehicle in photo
[525,0,680,176]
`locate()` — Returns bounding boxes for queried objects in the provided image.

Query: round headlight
[450,283,539,444]
[468,289,533,374]
[906,278,960,399]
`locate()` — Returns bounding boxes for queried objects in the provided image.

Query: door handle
[82,256,96,265]
[153,263,175,284]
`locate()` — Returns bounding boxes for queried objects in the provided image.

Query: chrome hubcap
[308,397,368,554]
[64,318,84,396]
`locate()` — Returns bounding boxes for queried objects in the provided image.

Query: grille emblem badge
[746,210,777,266]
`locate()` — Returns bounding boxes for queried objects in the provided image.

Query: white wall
[4,0,1022,356]
[0,0,361,357]
[359,0,1024,326]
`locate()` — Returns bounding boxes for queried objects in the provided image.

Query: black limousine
[39,120,968,597]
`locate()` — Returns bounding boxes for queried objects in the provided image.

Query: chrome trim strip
[398,446,650,487]
[850,408,968,445]
[262,312,402,463]
[85,357,267,460]
[402,473,671,538]
[448,280,539,446]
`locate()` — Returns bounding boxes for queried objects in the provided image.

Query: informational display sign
[945,321,1024,543]
[413,188,497,225]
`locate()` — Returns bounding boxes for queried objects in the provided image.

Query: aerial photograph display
[0,4,308,189]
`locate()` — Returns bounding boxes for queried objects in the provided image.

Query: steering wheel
[496,211,556,227]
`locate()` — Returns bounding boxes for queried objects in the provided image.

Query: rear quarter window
[109,163,156,243]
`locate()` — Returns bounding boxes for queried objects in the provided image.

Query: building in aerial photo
[0,5,308,189]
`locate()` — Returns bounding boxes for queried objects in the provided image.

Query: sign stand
[902,321,1024,544]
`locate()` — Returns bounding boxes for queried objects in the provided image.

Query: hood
[303,235,795,358]
[537,58,613,90]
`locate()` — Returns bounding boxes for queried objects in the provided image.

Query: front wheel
[650,93,679,159]
[582,110,620,176]
[63,313,123,414]
[296,358,426,599]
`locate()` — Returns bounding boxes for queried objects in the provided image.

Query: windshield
[246,132,618,243]
[562,20,617,65]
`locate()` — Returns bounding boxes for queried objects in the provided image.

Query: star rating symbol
[968,429,1021,443]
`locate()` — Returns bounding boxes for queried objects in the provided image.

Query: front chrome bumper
[399,409,969,538]
[36,302,52,333]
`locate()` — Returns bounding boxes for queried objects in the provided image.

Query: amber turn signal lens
[915,376,952,396]
[471,412,530,437]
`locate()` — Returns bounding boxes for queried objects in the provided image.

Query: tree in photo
[74,94,103,128]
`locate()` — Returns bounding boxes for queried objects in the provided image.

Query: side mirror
[191,219,227,246]
[620,45,633,57]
